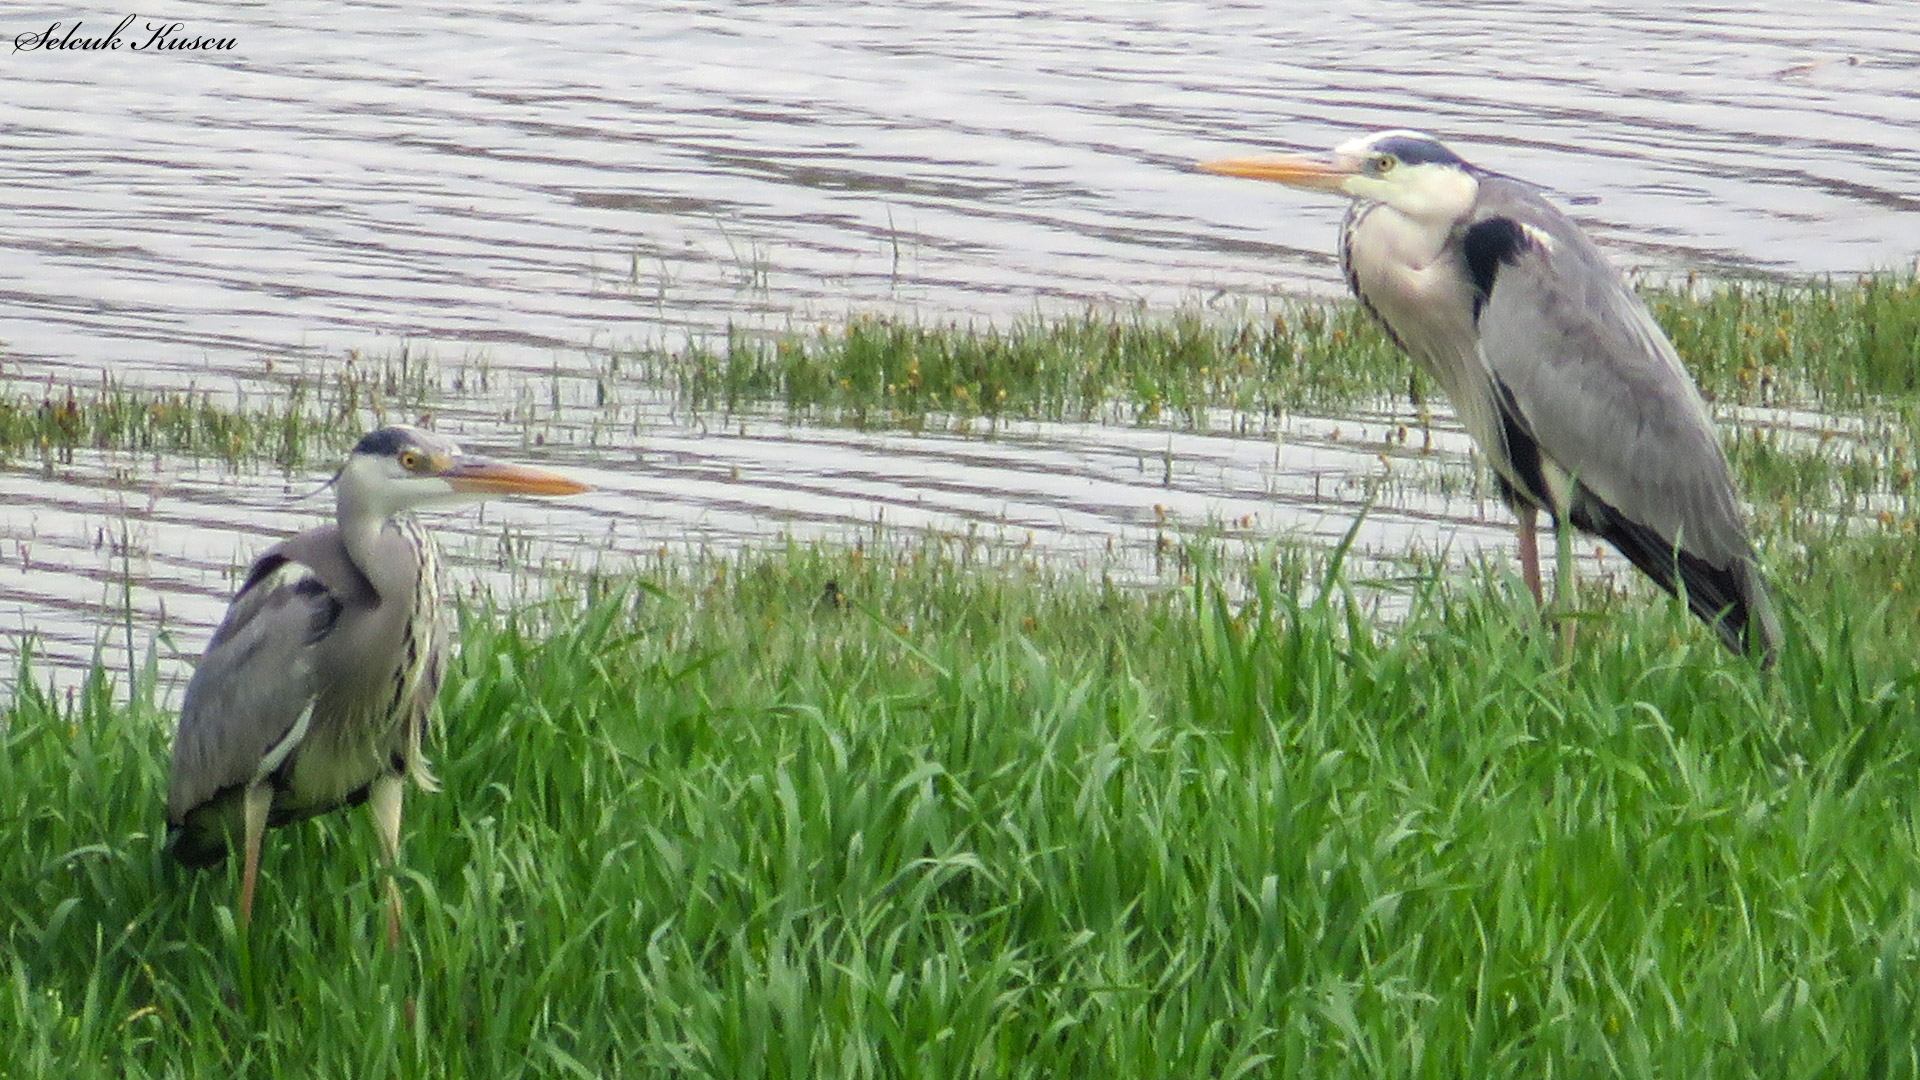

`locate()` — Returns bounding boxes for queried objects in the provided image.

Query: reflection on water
[6,396,1497,688]
[2,1,1917,689]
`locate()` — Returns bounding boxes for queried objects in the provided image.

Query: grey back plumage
[167,519,444,865]
[1344,168,1778,658]
[162,426,587,943]
[1467,177,1777,654]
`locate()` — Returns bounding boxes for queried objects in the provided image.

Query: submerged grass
[0,346,446,469]
[1652,271,1920,405]
[0,374,332,470]
[634,270,1920,426]
[640,302,1407,426]
[5,272,1916,464]
[4,536,1919,1077]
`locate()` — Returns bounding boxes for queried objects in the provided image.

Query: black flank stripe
[1491,377,1553,512]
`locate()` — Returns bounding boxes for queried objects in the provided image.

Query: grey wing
[166,552,342,825]
[1468,188,1751,568]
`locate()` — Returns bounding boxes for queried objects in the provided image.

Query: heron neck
[337,504,414,603]
[1348,200,1455,270]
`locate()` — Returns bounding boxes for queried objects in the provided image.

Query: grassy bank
[3,538,1917,1076]
[1653,272,1920,404]
[5,273,1919,1074]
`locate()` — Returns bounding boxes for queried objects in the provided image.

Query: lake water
[2,1,1917,689]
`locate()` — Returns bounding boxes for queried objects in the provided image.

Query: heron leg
[1516,506,1543,606]
[238,781,272,931]
[368,773,406,949]
[1555,515,1578,659]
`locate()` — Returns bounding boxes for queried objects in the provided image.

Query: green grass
[5,534,1919,1078]
[7,272,1920,1075]
[0,346,447,469]
[8,272,1918,462]
[633,303,1408,427]
[632,270,1920,427]
[1650,272,1920,405]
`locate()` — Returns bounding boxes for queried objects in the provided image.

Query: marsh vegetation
[4,272,1919,1075]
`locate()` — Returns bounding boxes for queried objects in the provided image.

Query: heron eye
[1374,155,1396,174]
[398,450,423,471]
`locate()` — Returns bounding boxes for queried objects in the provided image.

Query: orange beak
[1197,153,1355,192]
[439,458,593,497]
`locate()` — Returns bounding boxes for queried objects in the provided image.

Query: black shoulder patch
[239,552,290,594]
[282,570,343,644]
[351,427,412,457]
[237,552,342,643]
[1462,218,1531,318]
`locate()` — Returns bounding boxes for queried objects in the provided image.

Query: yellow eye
[398,450,423,471]
[1374,154,1396,174]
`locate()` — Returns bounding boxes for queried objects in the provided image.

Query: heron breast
[1345,206,1478,362]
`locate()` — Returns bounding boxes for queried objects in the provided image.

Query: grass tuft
[8,272,1919,460]
[631,271,1920,427]
[0,347,446,469]
[1652,270,1920,406]
[635,304,1406,427]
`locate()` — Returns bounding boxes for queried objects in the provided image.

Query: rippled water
[3,1,1917,688]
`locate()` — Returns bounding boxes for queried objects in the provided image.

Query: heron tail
[165,817,231,869]
[1570,498,1779,666]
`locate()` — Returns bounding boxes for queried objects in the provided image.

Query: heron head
[337,426,592,520]
[1200,129,1480,223]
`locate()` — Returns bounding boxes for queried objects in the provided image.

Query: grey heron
[166,426,591,943]
[1200,131,1778,661]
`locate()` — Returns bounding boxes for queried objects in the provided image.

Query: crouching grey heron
[1200,131,1779,662]
[166,426,592,943]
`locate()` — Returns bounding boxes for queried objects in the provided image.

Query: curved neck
[336,473,412,602]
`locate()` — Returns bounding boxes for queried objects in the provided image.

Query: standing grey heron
[166,426,591,943]
[1199,131,1779,662]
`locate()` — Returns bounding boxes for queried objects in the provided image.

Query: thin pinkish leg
[1516,506,1543,606]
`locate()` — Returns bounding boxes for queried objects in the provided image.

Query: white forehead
[408,428,463,456]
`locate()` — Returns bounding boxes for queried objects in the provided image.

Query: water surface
[3,0,1916,688]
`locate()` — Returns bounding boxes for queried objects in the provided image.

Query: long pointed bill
[438,458,593,497]
[1197,153,1355,192]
